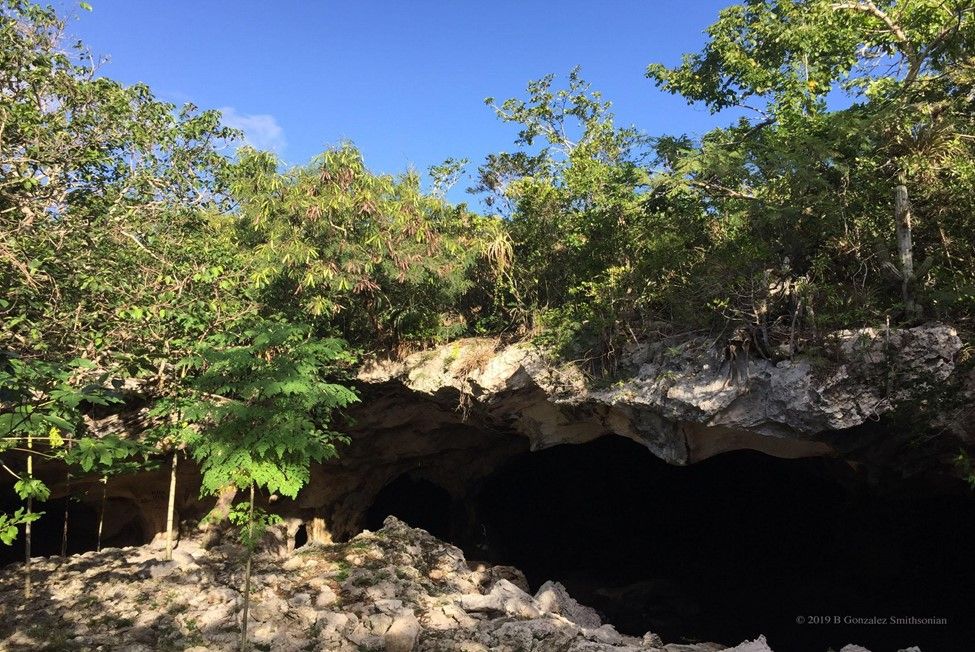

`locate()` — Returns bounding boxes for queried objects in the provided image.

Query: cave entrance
[466,435,975,651]
[365,474,452,542]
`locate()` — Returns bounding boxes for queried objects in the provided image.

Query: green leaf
[42,414,74,433]
[0,526,18,546]
[14,477,50,502]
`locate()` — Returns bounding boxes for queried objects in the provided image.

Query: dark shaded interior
[365,474,453,542]
[369,435,975,651]
[294,523,308,548]
[0,495,146,566]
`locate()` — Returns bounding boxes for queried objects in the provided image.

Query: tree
[647,0,975,331]
[1,0,248,378]
[171,319,358,650]
[2,1,256,571]
[0,355,130,596]
[475,69,710,366]
[230,146,508,349]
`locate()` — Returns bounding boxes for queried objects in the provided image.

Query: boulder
[535,580,603,628]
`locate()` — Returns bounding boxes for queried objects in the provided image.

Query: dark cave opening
[368,434,975,651]
[294,523,308,549]
[365,474,453,542]
[0,495,147,566]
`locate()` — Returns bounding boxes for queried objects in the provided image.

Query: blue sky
[59,1,736,197]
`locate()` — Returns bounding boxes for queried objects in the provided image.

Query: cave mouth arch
[469,435,975,650]
[365,474,453,542]
[362,433,975,651]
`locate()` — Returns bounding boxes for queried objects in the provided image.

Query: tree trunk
[97,477,107,553]
[61,441,72,557]
[60,487,68,557]
[239,482,255,652]
[24,433,32,600]
[895,171,916,314]
[165,451,178,561]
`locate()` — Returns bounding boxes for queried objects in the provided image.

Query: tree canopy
[1,0,973,548]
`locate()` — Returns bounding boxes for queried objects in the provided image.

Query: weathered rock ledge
[13,323,968,552]
[359,323,965,465]
[0,517,906,651]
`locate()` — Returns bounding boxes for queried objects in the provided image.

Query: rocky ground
[0,517,916,651]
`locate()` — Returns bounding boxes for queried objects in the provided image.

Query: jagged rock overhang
[3,323,969,556]
[358,324,967,467]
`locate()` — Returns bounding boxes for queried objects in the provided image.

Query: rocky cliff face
[0,517,904,652]
[16,323,968,552]
[359,323,964,466]
[2,325,969,649]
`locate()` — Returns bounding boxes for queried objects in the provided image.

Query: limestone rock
[535,580,603,628]
[471,562,531,593]
[360,324,963,465]
[589,624,624,645]
[316,584,338,607]
[0,507,921,652]
[457,578,541,618]
[723,636,775,652]
[383,608,421,652]
[30,325,966,555]
[147,560,178,578]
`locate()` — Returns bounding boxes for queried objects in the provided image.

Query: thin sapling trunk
[165,451,178,561]
[61,440,72,557]
[97,476,107,553]
[239,482,255,651]
[24,433,32,599]
[894,171,916,314]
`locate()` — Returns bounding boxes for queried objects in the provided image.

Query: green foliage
[0,508,40,545]
[647,0,863,119]
[173,320,358,498]
[13,477,48,502]
[61,436,146,474]
[471,2,974,364]
[481,68,654,310]
[228,503,282,550]
[0,357,118,439]
[476,69,710,362]
[644,0,975,334]
[1,3,366,557]
[231,145,508,347]
[429,157,470,199]
[0,356,137,480]
[0,353,145,544]
[0,0,250,377]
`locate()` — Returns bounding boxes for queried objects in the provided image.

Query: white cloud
[219,107,286,154]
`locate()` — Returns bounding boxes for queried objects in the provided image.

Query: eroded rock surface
[0,517,894,651]
[360,324,963,464]
[10,324,967,554]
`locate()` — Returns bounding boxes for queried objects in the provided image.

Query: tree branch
[832,0,922,86]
